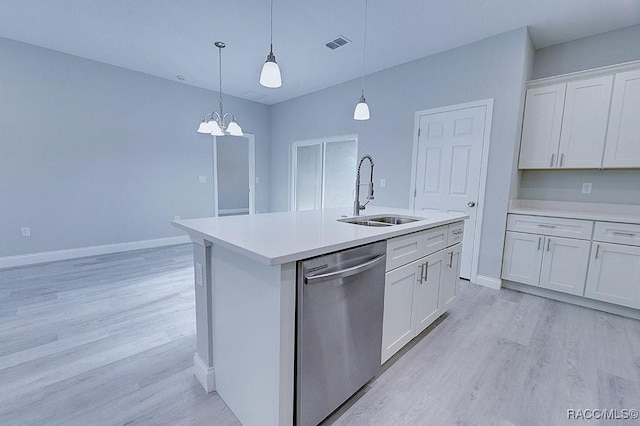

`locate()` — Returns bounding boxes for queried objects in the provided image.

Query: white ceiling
[1,0,639,105]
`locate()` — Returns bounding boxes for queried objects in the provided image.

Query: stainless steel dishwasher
[296,240,387,426]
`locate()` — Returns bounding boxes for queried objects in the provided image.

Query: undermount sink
[338,215,423,227]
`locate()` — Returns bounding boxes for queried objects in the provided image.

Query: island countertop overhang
[172,207,468,266]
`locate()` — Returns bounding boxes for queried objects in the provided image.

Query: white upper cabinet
[603,69,640,168]
[519,62,640,170]
[558,75,613,168]
[519,84,566,169]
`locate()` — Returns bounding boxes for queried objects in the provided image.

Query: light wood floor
[1,244,639,425]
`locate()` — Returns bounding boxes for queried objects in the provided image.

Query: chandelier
[197,42,244,136]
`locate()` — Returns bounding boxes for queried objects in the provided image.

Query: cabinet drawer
[593,222,640,247]
[448,222,464,245]
[386,225,448,271]
[506,214,593,240]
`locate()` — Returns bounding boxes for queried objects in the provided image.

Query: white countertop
[172,207,468,265]
[508,200,640,224]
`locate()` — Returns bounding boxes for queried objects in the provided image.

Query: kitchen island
[172,207,467,426]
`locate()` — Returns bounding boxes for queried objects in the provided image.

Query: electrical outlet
[380,178,386,188]
[198,176,207,183]
[21,227,31,237]
[582,183,592,194]
[195,262,203,286]
[174,215,180,221]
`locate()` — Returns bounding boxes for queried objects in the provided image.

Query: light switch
[21,227,31,237]
[380,179,386,188]
[199,176,207,183]
[582,183,592,194]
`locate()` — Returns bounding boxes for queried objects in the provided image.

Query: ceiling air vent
[325,35,351,50]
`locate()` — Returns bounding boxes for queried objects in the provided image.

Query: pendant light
[260,0,282,88]
[354,0,370,120]
[197,42,244,137]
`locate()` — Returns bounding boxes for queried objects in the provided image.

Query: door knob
[468,201,476,207]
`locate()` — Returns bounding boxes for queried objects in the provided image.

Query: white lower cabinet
[440,243,461,312]
[382,241,461,363]
[584,242,640,309]
[412,250,446,336]
[502,231,544,286]
[502,231,590,296]
[539,236,591,296]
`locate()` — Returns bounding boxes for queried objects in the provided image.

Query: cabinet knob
[467,201,476,208]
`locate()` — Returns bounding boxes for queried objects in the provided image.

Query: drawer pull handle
[595,244,600,259]
[418,264,424,284]
[611,231,635,237]
[550,153,555,167]
[546,238,551,252]
[448,251,453,268]
[538,237,542,251]
[559,153,564,167]
[537,224,556,228]
[423,261,428,282]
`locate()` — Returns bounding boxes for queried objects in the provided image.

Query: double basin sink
[338,215,423,227]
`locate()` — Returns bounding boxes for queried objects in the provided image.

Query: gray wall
[521,24,640,206]
[270,28,532,281]
[533,24,640,79]
[0,37,270,257]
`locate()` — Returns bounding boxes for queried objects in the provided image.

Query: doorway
[213,133,256,216]
[410,99,494,282]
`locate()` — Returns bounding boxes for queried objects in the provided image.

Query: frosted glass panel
[323,139,357,208]
[295,144,322,211]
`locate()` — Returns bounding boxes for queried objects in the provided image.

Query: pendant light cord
[361,0,368,96]
[270,0,274,53]
[218,45,224,116]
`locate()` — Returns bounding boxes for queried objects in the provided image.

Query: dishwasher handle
[304,254,386,285]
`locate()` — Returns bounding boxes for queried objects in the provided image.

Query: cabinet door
[502,231,544,285]
[440,243,461,312]
[413,250,445,335]
[539,236,591,296]
[585,242,640,309]
[558,76,613,168]
[603,69,640,168]
[519,84,566,169]
[382,258,423,363]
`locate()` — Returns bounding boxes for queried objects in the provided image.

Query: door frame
[409,98,494,284]
[212,133,256,217]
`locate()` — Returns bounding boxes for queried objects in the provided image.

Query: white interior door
[412,101,493,280]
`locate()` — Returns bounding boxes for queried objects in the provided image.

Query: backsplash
[519,169,640,205]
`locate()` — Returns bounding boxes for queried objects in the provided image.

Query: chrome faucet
[354,155,375,216]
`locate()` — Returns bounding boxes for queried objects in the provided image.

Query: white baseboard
[0,235,190,270]
[474,275,502,289]
[193,354,215,393]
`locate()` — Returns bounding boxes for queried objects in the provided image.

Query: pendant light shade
[197,42,244,137]
[260,52,282,88]
[260,0,282,88]
[354,95,370,120]
[354,0,370,121]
